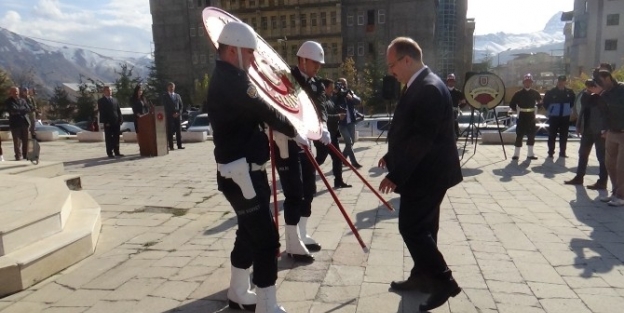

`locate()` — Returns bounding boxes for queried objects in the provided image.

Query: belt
[518,108,535,113]
[250,163,266,171]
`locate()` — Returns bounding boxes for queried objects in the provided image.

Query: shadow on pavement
[354,197,399,230]
[164,292,230,312]
[568,185,621,278]
[391,288,431,313]
[63,154,142,168]
[492,160,531,182]
[531,156,569,178]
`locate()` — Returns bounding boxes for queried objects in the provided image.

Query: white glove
[320,123,331,145]
[294,133,309,147]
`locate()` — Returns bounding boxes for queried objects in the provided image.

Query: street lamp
[497,48,511,66]
[277,36,287,60]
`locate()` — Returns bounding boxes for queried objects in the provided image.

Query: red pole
[302,147,368,251]
[268,128,279,229]
[327,143,394,211]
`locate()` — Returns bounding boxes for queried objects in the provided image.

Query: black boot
[390,274,431,293]
[564,176,583,185]
[419,278,461,311]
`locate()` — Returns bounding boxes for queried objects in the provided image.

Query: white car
[186,113,211,135]
[120,107,135,132]
[354,116,392,138]
[457,112,486,137]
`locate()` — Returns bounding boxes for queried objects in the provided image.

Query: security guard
[205,21,306,313]
[543,75,576,158]
[446,73,466,137]
[509,73,542,160]
[273,41,330,263]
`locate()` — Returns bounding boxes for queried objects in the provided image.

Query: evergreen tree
[192,74,210,109]
[113,63,141,108]
[0,67,14,113]
[48,85,74,120]
[145,55,168,105]
[74,79,97,122]
[359,58,387,115]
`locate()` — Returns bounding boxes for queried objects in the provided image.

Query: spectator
[543,75,576,158]
[97,85,123,158]
[162,82,185,150]
[5,86,31,161]
[335,78,364,169]
[130,84,151,134]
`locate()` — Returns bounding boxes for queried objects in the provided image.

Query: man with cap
[205,21,305,313]
[273,40,329,264]
[594,67,624,206]
[509,74,542,160]
[543,75,576,158]
[564,79,608,189]
[446,73,466,138]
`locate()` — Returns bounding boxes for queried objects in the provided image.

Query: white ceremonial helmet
[296,41,325,64]
[523,73,533,81]
[218,21,258,50]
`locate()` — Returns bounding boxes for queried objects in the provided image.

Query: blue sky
[0,0,573,58]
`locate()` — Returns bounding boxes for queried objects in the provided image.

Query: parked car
[74,121,92,130]
[120,107,135,132]
[503,123,579,138]
[35,125,70,135]
[182,110,201,131]
[354,116,391,138]
[457,112,486,137]
[0,118,9,131]
[54,124,87,135]
[186,113,211,135]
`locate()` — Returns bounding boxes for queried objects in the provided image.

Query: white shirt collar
[406,66,428,89]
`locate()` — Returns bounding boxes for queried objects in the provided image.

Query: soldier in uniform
[273,41,330,263]
[446,73,466,138]
[204,21,306,313]
[509,74,542,160]
[543,75,576,158]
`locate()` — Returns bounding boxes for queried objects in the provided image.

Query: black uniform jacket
[97,96,122,125]
[291,66,326,123]
[448,88,465,109]
[205,60,297,165]
[383,67,463,193]
[509,88,542,112]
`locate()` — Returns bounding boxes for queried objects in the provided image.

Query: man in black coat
[162,82,185,150]
[543,75,576,158]
[97,85,123,158]
[5,86,31,160]
[379,37,463,312]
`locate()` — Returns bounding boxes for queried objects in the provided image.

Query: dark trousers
[548,116,570,155]
[104,124,121,156]
[275,141,316,225]
[218,170,279,288]
[11,127,29,159]
[514,115,536,147]
[577,133,607,182]
[314,131,343,183]
[399,185,452,281]
[167,117,182,148]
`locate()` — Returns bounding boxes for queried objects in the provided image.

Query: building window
[331,12,337,25]
[332,43,338,56]
[357,12,364,25]
[321,12,327,26]
[188,0,194,8]
[357,42,365,56]
[322,43,329,56]
[250,0,255,6]
[605,39,618,51]
[271,16,277,29]
[290,14,296,28]
[347,14,354,26]
[301,14,307,27]
[200,54,206,64]
[241,0,246,7]
[190,27,196,37]
[198,23,204,36]
[261,17,267,30]
[311,13,317,27]
[347,45,354,57]
[573,20,587,38]
[197,0,202,7]
[378,9,386,24]
[259,0,265,5]
[251,17,257,29]
[378,43,385,55]
[280,15,286,28]
[607,14,620,26]
[367,10,374,25]
[368,42,375,54]
[192,54,198,65]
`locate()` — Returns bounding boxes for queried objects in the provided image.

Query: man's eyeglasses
[387,56,405,69]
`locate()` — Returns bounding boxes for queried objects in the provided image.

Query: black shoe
[169,147,175,150]
[419,279,461,312]
[115,153,125,157]
[511,156,519,160]
[390,275,431,293]
[305,243,322,252]
[107,155,115,159]
[287,253,315,263]
[353,163,363,169]
[587,181,607,190]
[559,153,567,158]
[564,177,583,185]
[177,146,185,150]
[334,182,352,189]
[548,154,554,158]
[527,155,538,160]
[228,299,255,311]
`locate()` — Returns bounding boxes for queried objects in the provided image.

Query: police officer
[509,74,542,160]
[205,21,306,313]
[273,41,330,263]
[543,75,576,158]
[446,73,466,138]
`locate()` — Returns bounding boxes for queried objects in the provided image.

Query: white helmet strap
[237,47,243,69]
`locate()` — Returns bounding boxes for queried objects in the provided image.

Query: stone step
[0,190,101,297]
[0,179,72,257]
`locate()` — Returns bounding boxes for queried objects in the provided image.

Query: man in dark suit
[378,37,463,312]
[162,82,185,150]
[97,85,123,158]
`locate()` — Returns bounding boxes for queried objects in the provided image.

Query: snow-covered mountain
[474,12,566,64]
[0,27,151,97]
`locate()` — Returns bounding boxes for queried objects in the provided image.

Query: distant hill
[0,27,150,97]
[473,12,566,64]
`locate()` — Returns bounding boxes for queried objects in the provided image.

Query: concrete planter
[0,131,12,142]
[122,132,138,143]
[77,132,105,143]
[481,132,515,145]
[36,131,59,142]
[181,131,207,143]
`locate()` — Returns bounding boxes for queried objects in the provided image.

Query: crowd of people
[205,21,462,313]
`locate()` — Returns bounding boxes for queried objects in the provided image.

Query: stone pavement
[1,138,624,313]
